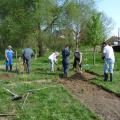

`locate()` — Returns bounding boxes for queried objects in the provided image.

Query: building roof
[106,36,120,45]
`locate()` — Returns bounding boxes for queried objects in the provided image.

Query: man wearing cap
[102,42,115,82]
[5,45,14,71]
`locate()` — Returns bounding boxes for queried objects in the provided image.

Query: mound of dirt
[59,72,120,120]
[69,72,96,80]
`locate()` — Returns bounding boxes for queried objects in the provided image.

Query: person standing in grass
[102,42,115,82]
[22,47,34,74]
[5,45,14,71]
[48,52,59,72]
[62,45,70,77]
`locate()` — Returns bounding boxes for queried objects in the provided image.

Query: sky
[97,0,120,37]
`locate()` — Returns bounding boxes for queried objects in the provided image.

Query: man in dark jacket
[22,48,34,74]
[73,49,82,72]
[62,45,70,77]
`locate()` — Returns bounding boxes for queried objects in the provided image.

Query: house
[106,36,120,45]
[106,36,120,52]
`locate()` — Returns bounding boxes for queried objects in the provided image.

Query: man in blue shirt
[5,45,14,71]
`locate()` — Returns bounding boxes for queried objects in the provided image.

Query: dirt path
[59,72,120,120]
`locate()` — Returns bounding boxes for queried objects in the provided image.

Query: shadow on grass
[33,71,60,76]
[33,68,49,71]
[39,59,49,63]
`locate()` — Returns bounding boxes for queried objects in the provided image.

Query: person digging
[22,47,34,74]
[73,48,82,73]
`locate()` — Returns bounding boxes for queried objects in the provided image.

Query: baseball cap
[8,45,12,49]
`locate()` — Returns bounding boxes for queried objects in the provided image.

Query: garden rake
[3,87,22,101]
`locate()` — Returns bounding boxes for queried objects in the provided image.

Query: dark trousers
[6,60,12,71]
[73,59,82,71]
[62,64,69,77]
[23,58,30,74]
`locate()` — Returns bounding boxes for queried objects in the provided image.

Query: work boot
[110,73,112,82]
[104,73,108,81]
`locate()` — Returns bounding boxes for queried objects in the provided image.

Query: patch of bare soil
[0,74,14,80]
[0,117,8,120]
[0,114,15,120]
[59,72,120,120]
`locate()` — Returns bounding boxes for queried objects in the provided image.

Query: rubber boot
[64,73,67,78]
[6,65,8,71]
[10,65,12,71]
[104,73,108,81]
[110,73,112,82]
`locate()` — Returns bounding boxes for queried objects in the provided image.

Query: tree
[85,12,105,64]
[0,0,113,58]
[62,0,96,50]
[0,0,34,51]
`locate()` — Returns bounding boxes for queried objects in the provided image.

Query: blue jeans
[104,58,114,73]
[49,59,54,72]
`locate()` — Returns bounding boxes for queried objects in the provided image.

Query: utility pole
[118,28,120,38]
[118,28,120,45]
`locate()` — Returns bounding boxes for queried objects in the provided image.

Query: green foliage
[0,0,113,56]
[83,12,106,64]
[85,13,105,46]
[0,0,34,50]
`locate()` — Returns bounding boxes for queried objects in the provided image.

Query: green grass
[15,85,99,120]
[0,51,101,120]
[0,81,100,120]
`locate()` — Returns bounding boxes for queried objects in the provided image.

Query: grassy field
[0,51,101,120]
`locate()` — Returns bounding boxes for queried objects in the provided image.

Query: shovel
[3,87,22,101]
[15,51,19,73]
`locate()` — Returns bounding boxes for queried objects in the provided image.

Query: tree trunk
[93,45,96,65]
[38,40,44,57]
[76,32,79,50]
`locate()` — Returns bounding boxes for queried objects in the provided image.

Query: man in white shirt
[48,52,59,72]
[102,42,115,82]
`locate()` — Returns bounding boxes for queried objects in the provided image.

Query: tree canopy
[0,0,114,56]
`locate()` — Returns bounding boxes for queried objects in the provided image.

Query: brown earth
[0,114,16,120]
[0,74,14,80]
[0,117,8,120]
[59,72,120,120]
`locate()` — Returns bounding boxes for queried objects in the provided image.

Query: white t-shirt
[103,45,115,62]
[48,53,58,62]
